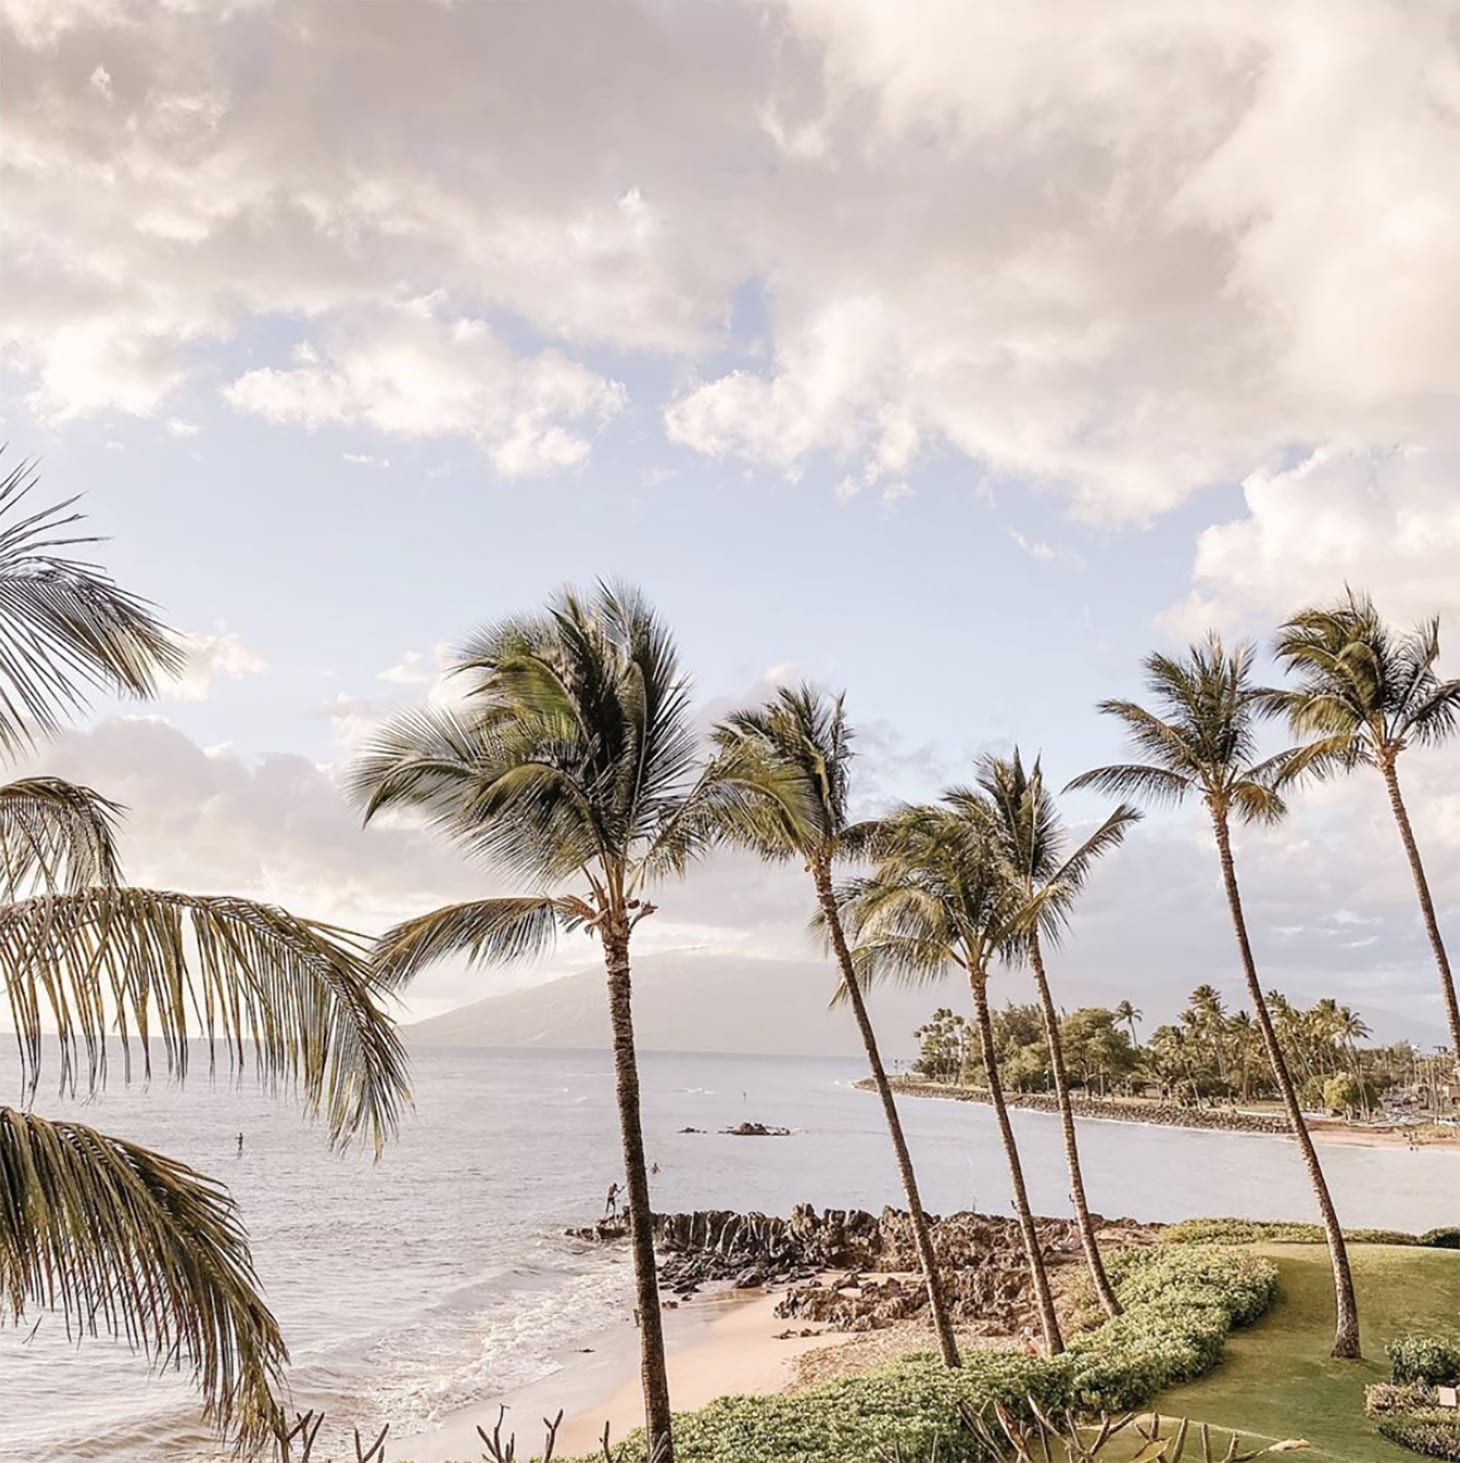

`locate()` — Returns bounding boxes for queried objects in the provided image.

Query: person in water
[603,1182,620,1221]
[236,1132,244,1156]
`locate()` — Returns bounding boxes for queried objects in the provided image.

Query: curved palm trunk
[603,919,675,1461]
[968,971,1063,1355]
[1027,933,1120,1318]
[1211,812,1361,1360]
[815,870,961,1367]
[1380,757,1460,1075]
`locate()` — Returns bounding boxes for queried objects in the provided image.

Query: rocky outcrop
[720,1122,792,1137]
[877,1078,1293,1136]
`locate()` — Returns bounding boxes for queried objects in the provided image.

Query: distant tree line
[913,987,1453,1119]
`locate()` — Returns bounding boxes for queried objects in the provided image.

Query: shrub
[563,1245,1278,1463]
[1390,1334,1460,1386]
[1375,1410,1460,1461]
[1367,1382,1438,1416]
[1423,1228,1460,1251]
[1161,1217,1424,1247]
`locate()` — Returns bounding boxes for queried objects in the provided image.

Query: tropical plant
[1068,633,1362,1358]
[710,685,961,1366]
[0,460,410,1449]
[976,749,1139,1319]
[1267,590,1460,1069]
[349,583,726,1462]
[841,794,1065,1355]
[1113,1000,1141,1048]
[913,1007,968,1083]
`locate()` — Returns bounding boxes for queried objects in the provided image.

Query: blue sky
[2,0,1456,1038]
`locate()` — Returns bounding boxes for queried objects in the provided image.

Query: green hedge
[563,1245,1278,1463]
[1376,1411,1460,1461]
[1389,1334,1460,1386]
[1161,1217,1434,1247]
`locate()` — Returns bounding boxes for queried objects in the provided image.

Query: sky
[1,0,1456,1040]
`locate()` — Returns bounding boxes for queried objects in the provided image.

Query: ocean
[1,1045,1454,1461]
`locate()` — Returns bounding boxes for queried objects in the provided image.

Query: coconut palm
[1267,591,1459,1068]
[842,795,1065,1355]
[710,685,961,1366]
[0,460,410,1448]
[349,583,724,1462]
[1068,634,1361,1359]
[1113,1000,1142,1047]
[976,749,1139,1319]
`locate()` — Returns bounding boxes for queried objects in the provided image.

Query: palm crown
[1266,588,1460,772]
[1066,635,1291,825]
[351,583,721,977]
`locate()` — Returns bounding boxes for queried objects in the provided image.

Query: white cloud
[0,0,1449,519]
[1162,442,1460,636]
[167,628,268,701]
[224,302,625,474]
[164,416,199,438]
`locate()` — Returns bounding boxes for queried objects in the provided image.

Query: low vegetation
[558,1245,1277,1463]
[1161,1218,1460,1249]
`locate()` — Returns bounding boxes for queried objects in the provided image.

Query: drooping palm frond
[0,889,409,1155]
[1063,762,1192,806]
[0,458,183,755]
[371,896,582,988]
[0,1106,286,1448]
[0,776,122,898]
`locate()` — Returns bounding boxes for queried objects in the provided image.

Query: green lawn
[1148,1244,1460,1463]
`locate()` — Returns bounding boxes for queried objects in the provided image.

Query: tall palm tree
[349,583,724,1463]
[842,795,1065,1355]
[1069,634,1361,1359]
[0,459,410,1448]
[1113,1000,1142,1047]
[1268,590,1460,1068]
[976,749,1139,1320]
[710,685,961,1366]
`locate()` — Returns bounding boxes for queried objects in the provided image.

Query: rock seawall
[874,1077,1292,1136]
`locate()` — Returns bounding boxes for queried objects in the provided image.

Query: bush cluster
[1375,1411,1460,1461]
[1161,1217,1432,1247]
[564,1246,1278,1463]
[1389,1334,1460,1387]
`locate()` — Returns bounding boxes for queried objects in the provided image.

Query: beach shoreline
[869,1077,1459,1149]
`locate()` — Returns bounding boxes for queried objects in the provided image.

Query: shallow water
[0,1045,1453,1460]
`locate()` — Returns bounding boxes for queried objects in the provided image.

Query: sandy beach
[402,1285,847,1462]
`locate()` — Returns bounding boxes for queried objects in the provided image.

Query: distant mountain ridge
[404,951,940,1059]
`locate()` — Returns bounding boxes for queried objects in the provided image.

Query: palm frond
[1229,779,1288,826]
[0,776,122,898]
[0,1106,285,1448]
[0,890,409,1155]
[1403,675,1460,747]
[0,458,183,755]
[1064,763,1192,806]
[370,896,567,987]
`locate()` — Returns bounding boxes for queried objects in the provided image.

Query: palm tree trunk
[1379,756,1460,1074]
[1027,933,1120,1318]
[968,971,1063,1355]
[814,870,961,1367]
[603,918,675,1461]
[1210,810,1361,1360]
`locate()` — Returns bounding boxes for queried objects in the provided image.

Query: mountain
[404,950,942,1059]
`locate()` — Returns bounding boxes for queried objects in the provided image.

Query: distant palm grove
[0,461,1455,1460]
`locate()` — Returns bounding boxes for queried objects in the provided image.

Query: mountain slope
[404,951,941,1058]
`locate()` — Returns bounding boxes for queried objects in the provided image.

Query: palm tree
[349,583,724,1463]
[710,685,961,1366]
[842,795,1065,1355]
[0,459,410,1448]
[1069,634,1361,1359]
[1114,1000,1142,1047]
[1268,591,1460,1069]
[976,749,1139,1320]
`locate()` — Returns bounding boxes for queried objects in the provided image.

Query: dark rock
[720,1122,792,1137]
[678,1126,705,1134]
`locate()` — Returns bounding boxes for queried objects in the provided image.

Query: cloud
[0,0,1449,519]
[164,416,200,437]
[224,301,625,474]
[166,627,268,701]
[1162,442,1460,637]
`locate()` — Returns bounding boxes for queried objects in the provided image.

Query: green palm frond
[1064,762,1192,806]
[0,458,183,755]
[0,1106,285,1448]
[0,776,123,897]
[0,889,409,1155]
[371,896,571,987]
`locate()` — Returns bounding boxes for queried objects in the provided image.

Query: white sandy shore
[400,1286,844,1462]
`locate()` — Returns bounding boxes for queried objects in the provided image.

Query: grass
[1153,1244,1460,1463]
